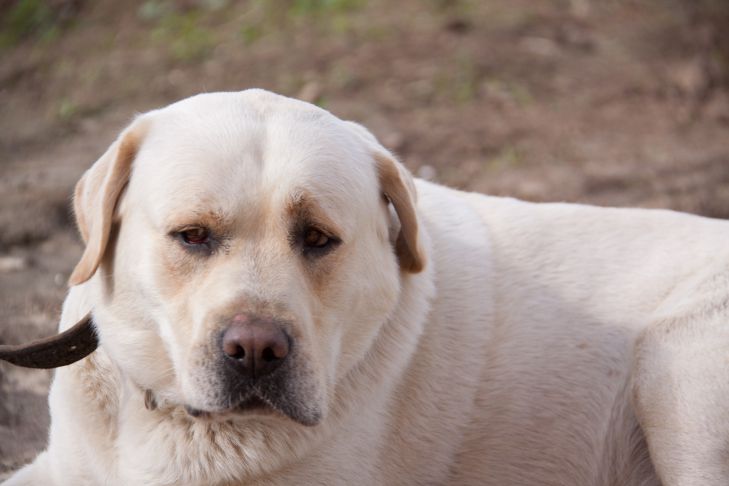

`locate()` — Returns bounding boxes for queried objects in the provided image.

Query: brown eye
[303,228,329,248]
[293,226,340,257]
[179,227,210,246]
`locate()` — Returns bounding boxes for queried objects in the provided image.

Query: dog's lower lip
[184,405,209,418]
[183,396,273,419]
[236,395,268,412]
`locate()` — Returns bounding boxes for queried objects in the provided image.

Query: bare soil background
[1,0,728,475]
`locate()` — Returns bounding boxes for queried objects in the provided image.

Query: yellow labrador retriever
[3,89,728,485]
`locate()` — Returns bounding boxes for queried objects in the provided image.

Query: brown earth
[1,0,729,476]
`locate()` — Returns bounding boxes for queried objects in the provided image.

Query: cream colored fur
[5,89,729,485]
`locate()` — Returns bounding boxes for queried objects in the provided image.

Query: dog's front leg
[633,308,729,485]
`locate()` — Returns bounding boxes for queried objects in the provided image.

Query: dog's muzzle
[221,314,292,380]
[0,312,98,368]
[181,313,322,426]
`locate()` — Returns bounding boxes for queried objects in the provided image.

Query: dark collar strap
[0,313,98,369]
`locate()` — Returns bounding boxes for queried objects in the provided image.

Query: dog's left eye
[300,227,340,257]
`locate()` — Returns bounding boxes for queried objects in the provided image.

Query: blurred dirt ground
[1,0,729,476]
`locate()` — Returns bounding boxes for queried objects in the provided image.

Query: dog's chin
[183,394,322,426]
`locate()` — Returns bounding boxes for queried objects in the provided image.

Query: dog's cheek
[154,239,210,299]
[109,231,210,403]
[151,239,218,348]
[313,238,401,383]
[183,344,230,409]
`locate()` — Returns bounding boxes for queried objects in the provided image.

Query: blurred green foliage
[0,0,58,48]
[288,0,364,16]
[151,10,214,62]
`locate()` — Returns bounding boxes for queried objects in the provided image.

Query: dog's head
[69,90,425,426]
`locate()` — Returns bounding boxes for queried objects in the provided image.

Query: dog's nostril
[231,345,245,360]
[261,347,277,362]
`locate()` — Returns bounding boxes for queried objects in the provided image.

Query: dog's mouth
[235,395,269,412]
[182,362,323,425]
[184,393,286,421]
[185,397,269,418]
[182,390,321,426]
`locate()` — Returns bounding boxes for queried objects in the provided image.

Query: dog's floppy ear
[344,121,425,273]
[375,152,425,273]
[69,118,148,286]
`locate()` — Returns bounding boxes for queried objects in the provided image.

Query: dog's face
[69,90,424,426]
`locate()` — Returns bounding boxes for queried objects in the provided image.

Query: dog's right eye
[303,228,330,249]
[177,227,211,247]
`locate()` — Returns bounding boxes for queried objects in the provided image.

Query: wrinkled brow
[163,208,230,233]
[286,191,343,236]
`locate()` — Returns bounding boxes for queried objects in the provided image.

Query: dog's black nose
[221,315,290,379]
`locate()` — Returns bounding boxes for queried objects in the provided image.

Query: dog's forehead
[130,91,378,228]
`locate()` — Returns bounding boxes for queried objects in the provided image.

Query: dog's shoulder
[49,282,121,456]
